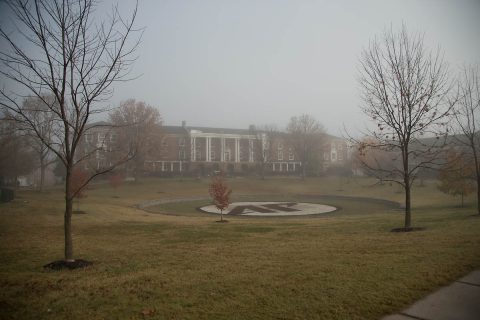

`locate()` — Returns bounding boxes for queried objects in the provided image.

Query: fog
[2,0,480,136]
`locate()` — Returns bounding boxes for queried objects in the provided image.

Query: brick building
[78,121,350,176]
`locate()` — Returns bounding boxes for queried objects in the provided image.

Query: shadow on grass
[43,259,93,271]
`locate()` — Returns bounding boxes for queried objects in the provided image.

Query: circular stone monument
[199,201,337,217]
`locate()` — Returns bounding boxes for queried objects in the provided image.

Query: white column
[235,138,240,162]
[191,137,196,161]
[179,161,182,172]
[206,137,211,162]
[293,163,296,172]
[220,138,225,162]
[249,139,254,162]
[205,137,209,162]
[171,162,174,171]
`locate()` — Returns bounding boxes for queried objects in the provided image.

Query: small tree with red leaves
[208,173,232,222]
[70,168,89,212]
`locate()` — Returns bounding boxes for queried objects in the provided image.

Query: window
[179,150,186,160]
[337,143,343,151]
[288,148,294,161]
[110,134,117,142]
[85,134,93,143]
[277,142,283,150]
[338,153,343,161]
[98,133,106,142]
[331,152,337,161]
[225,149,231,161]
[278,150,283,161]
[210,150,216,160]
[178,137,185,146]
[324,152,329,161]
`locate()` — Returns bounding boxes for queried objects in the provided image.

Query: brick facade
[78,122,350,176]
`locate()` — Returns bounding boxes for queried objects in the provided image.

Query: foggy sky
[2,0,480,136]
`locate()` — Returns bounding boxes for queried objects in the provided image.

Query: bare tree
[357,25,453,229]
[0,0,141,263]
[251,124,278,179]
[109,99,162,182]
[286,114,325,179]
[452,65,480,214]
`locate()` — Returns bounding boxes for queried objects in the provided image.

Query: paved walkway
[382,270,480,320]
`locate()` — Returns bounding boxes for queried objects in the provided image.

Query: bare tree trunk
[477,178,480,215]
[404,184,411,229]
[64,169,74,262]
[474,152,480,215]
[404,148,411,229]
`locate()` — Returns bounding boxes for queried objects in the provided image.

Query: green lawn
[0,176,479,319]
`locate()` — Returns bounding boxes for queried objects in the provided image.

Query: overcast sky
[2,0,480,136]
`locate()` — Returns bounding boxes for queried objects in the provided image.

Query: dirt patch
[43,259,93,270]
[390,227,426,233]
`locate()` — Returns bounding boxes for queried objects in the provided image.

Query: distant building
[78,121,351,176]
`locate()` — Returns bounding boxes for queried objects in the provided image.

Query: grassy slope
[0,176,479,319]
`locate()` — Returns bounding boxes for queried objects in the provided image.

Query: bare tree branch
[353,24,453,229]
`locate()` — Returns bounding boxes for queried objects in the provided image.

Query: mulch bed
[43,259,93,270]
[390,227,426,233]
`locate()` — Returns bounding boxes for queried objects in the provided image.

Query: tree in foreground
[356,25,453,229]
[437,150,475,207]
[452,66,480,214]
[208,173,232,222]
[0,0,140,263]
[286,114,325,179]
